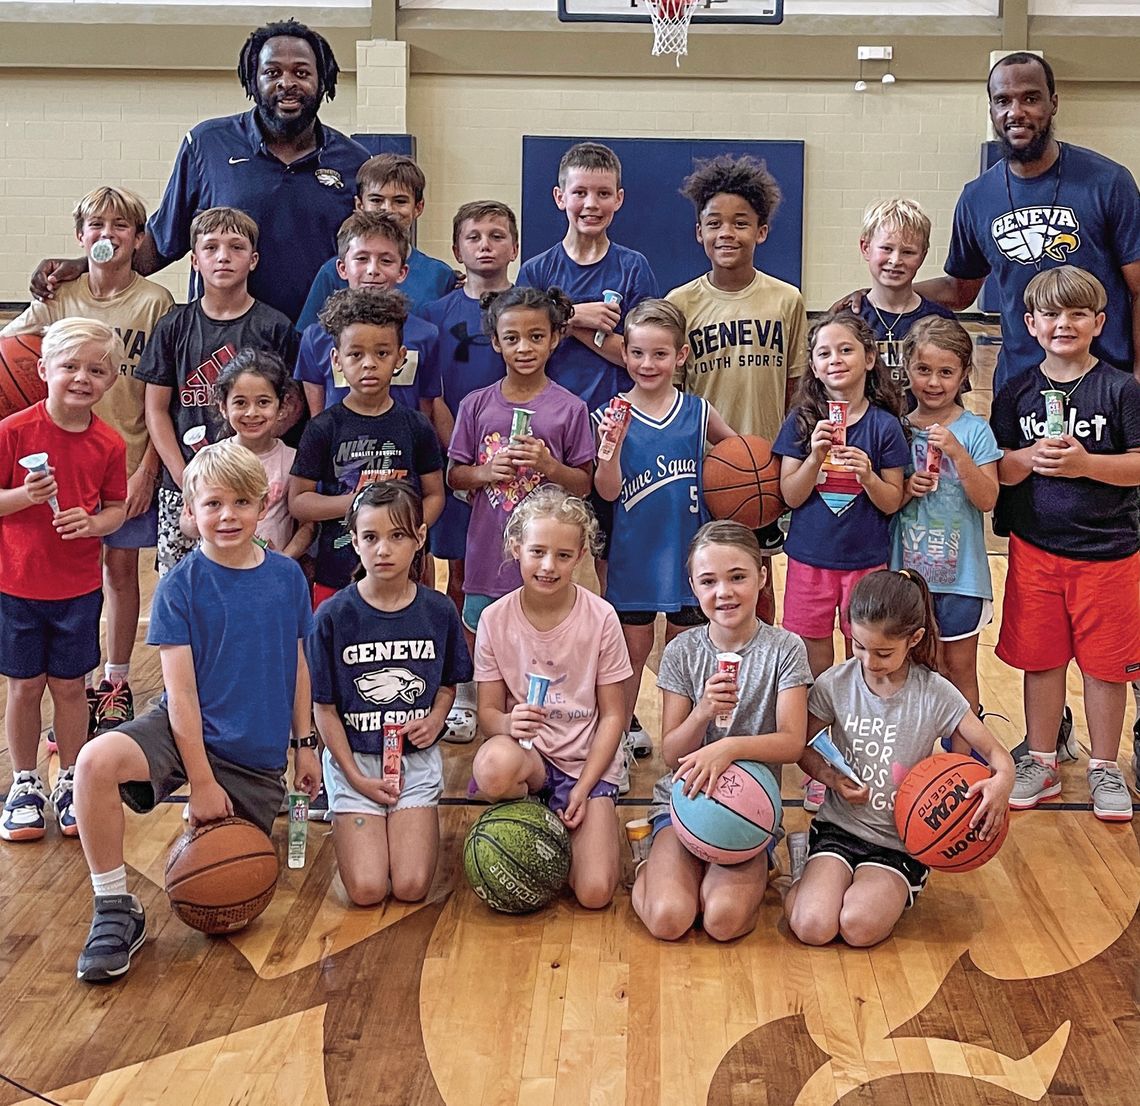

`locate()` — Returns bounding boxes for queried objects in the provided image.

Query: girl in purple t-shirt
[447,287,595,651]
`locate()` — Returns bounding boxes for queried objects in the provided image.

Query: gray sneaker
[1010,705,1078,763]
[77,894,146,983]
[1088,764,1133,823]
[617,733,634,796]
[1009,757,1062,810]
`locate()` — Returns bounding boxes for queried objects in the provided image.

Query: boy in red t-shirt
[0,318,128,842]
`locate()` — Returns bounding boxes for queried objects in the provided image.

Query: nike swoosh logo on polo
[228,156,250,165]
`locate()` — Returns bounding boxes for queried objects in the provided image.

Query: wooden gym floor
[2,326,1139,1103]
[1,554,1139,1106]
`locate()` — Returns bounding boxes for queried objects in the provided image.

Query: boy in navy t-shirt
[516,142,658,414]
[857,198,955,393]
[992,266,1140,822]
[73,440,320,983]
[293,212,441,421]
[290,288,444,608]
[296,153,456,329]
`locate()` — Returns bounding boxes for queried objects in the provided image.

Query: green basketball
[463,800,571,914]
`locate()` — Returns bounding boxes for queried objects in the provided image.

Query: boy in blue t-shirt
[296,153,456,330]
[991,266,1140,822]
[73,439,320,983]
[857,197,955,393]
[294,212,441,422]
[516,142,659,415]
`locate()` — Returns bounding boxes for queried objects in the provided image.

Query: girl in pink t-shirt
[472,486,632,909]
[212,350,313,558]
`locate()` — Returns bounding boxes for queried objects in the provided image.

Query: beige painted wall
[2,65,1139,309]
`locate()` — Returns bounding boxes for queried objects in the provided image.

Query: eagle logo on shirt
[315,168,344,188]
[990,206,1081,265]
[354,668,427,705]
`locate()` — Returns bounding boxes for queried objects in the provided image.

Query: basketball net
[642,0,700,66]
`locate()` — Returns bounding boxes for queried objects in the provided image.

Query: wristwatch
[290,733,319,750]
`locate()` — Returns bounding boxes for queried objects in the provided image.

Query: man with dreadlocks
[30,20,368,325]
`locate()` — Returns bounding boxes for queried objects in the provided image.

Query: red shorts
[997,534,1140,682]
[781,558,885,640]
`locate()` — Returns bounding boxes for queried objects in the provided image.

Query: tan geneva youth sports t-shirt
[2,273,174,475]
[667,269,808,443]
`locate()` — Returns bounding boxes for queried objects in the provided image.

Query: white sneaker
[628,713,652,759]
[443,707,477,744]
[1,772,48,842]
[617,733,634,796]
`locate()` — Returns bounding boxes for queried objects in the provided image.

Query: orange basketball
[702,434,785,529]
[893,753,1008,873]
[164,817,279,934]
[0,332,45,420]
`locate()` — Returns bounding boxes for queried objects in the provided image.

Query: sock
[91,864,128,897]
[105,663,130,685]
[84,671,94,690]
[1030,750,1058,767]
[1088,758,1117,771]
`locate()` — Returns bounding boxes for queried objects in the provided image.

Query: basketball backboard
[557,0,784,25]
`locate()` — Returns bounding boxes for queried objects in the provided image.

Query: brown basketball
[0,333,46,420]
[164,817,279,934]
[702,434,785,529]
[893,753,1008,873]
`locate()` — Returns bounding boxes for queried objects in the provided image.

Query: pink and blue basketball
[669,760,782,865]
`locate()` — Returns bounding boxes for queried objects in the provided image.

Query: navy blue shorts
[0,588,103,680]
[104,501,158,550]
[932,593,991,641]
[428,487,471,561]
[617,605,705,627]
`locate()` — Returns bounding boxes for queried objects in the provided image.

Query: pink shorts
[781,558,885,640]
[996,534,1140,682]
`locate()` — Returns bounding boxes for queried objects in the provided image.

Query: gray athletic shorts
[115,703,285,836]
[323,744,443,816]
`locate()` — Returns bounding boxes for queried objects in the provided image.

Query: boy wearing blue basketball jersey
[516,142,658,416]
[72,440,320,982]
[594,300,735,752]
[296,154,456,330]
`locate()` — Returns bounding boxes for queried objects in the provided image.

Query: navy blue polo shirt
[148,109,369,323]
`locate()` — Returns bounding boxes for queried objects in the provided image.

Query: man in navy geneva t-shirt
[913,54,1140,392]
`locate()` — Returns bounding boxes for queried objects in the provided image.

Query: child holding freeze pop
[448,287,595,653]
[890,317,1001,739]
[305,481,472,906]
[593,299,736,756]
[773,310,908,811]
[472,487,631,910]
[632,522,811,942]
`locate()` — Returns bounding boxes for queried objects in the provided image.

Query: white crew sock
[105,663,130,685]
[91,864,129,897]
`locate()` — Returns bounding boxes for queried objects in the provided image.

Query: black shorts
[617,606,706,628]
[115,703,285,837]
[588,488,614,559]
[753,519,785,556]
[807,818,928,907]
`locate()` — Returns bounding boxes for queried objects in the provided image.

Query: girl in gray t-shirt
[785,569,1014,949]
[632,522,812,943]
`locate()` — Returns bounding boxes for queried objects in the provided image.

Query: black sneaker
[77,894,146,983]
[629,713,652,758]
[93,680,135,735]
[46,686,99,754]
[1010,705,1077,762]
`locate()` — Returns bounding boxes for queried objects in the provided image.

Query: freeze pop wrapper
[593,289,623,349]
[714,651,741,729]
[1041,389,1066,438]
[382,723,403,792]
[597,397,632,462]
[510,407,534,440]
[18,452,59,513]
[808,730,862,786]
[287,792,309,869]
[519,672,551,750]
[920,427,942,487]
[827,400,848,447]
[182,426,208,454]
[90,238,115,263]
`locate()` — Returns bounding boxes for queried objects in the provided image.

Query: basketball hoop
[642,0,700,65]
